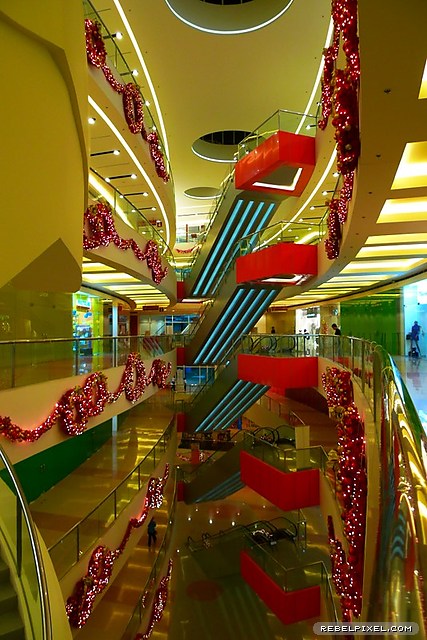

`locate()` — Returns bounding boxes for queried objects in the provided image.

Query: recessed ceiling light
[132,69,138,77]
[131,174,137,180]
[88,117,96,125]
[113,149,120,155]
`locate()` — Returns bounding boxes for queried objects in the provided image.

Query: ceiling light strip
[88,97,171,250]
[112,0,169,158]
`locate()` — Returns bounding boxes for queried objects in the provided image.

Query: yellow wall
[0,1,88,291]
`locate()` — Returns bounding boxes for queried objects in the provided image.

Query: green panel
[15,419,113,503]
[340,290,402,355]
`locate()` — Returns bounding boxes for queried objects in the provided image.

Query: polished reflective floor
[28,389,338,639]
[394,355,427,431]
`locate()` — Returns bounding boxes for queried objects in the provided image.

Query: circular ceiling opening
[185,187,222,199]
[165,0,295,35]
[192,129,251,163]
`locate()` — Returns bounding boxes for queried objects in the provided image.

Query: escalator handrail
[0,444,52,640]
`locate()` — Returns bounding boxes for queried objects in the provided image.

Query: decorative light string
[135,559,173,640]
[0,353,171,443]
[322,366,366,620]
[84,202,168,284]
[318,0,360,259]
[85,19,169,182]
[66,466,170,628]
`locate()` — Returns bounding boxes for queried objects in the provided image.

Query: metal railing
[88,171,174,261]
[0,334,175,391]
[48,418,174,578]
[121,478,177,640]
[237,108,318,160]
[83,0,172,184]
[0,445,52,639]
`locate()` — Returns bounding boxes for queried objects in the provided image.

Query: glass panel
[0,451,50,639]
[49,531,78,579]
[237,109,317,159]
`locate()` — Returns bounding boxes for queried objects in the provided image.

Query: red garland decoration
[175,246,197,254]
[84,19,169,183]
[66,466,170,628]
[322,367,366,620]
[147,131,169,182]
[135,559,173,640]
[122,83,146,135]
[319,1,360,260]
[0,353,171,443]
[83,202,168,285]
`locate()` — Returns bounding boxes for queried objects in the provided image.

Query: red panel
[238,354,318,388]
[176,346,186,366]
[236,242,317,284]
[240,450,320,509]
[240,551,321,624]
[176,413,186,433]
[235,131,315,197]
[177,481,185,501]
[176,280,186,301]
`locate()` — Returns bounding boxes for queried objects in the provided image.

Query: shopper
[331,323,341,336]
[147,517,157,548]
[410,321,422,356]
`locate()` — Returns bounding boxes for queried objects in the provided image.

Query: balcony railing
[48,418,174,578]
[0,444,52,639]
[0,334,175,391]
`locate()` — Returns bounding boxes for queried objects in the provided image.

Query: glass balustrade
[0,335,175,391]
[83,0,172,184]
[0,445,52,639]
[48,419,174,578]
[237,109,318,161]
[121,480,176,640]
[88,171,174,261]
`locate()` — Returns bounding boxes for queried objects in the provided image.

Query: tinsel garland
[83,202,168,285]
[322,366,366,620]
[0,353,171,443]
[66,466,170,628]
[318,0,360,259]
[85,19,170,183]
[135,559,173,640]
[175,246,197,254]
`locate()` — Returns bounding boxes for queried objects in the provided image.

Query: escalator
[180,430,291,503]
[185,175,282,299]
[186,256,281,366]
[185,356,269,434]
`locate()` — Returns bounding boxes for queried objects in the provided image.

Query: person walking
[410,320,422,356]
[147,517,157,548]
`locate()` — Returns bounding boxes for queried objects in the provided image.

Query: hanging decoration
[84,19,170,183]
[322,366,366,620]
[318,0,360,259]
[0,353,171,443]
[175,246,197,254]
[135,559,173,640]
[66,466,170,628]
[83,202,168,285]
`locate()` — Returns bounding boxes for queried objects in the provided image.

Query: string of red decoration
[85,19,169,182]
[135,559,173,639]
[0,353,171,443]
[83,202,168,285]
[322,366,366,620]
[175,246,197,254]
[319,0,360,260]
[66,466,170,628]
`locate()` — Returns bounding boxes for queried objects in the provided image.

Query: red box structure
[235,130,315,197]
[236,242,317,285]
